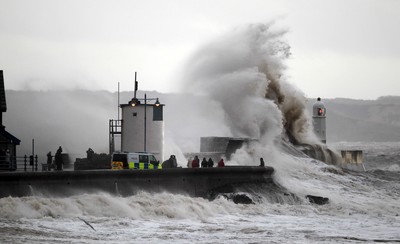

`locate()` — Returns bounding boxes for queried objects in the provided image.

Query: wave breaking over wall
[179,23,354,206]
[181,23,317,146]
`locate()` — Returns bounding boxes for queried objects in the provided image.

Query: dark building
[0,70,20,170]
[200,137,252,160]
[184,137,253,165]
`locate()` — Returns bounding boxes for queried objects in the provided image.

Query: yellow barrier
[112,161,123,170]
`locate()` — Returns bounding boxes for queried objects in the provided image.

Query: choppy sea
[1,142,399,243]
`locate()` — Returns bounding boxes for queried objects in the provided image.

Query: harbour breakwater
[0,166,274,199]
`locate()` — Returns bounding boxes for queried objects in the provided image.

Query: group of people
[44,150,264,170]
[47,146,63,171]
[188,156,225,168]
[162,155,178,168]
[187,156,265,168]
[201,157,214,168]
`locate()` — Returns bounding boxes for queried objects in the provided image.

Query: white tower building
[312,97,327,143]
[120,96,164,160]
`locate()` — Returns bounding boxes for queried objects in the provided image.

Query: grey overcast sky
[0,0,399,99]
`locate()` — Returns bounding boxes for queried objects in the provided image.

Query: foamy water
[1,142,399,243]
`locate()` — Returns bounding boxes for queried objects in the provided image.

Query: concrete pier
[0,166,274,198]
[340,150,365,171]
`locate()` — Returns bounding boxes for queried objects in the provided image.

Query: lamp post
[144,94,147,152]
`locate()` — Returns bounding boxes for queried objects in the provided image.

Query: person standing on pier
[55,146,63,171]
[47,151,52,170]
[86,148,94,161]
[171,155,177,168]
[259,158,265,167]
[207,158,214,167]
[201,157,207,168]
[218,158,225,167]
[192,156,199,168]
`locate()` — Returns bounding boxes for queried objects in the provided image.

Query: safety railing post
[24,155,27,171]
[30,155,33,172]
[35,155,38,172]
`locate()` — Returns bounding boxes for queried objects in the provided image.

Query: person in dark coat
[162,159,170,168]
[171,155,177,168]
[217,158,225,167]
[259,157,265,167]
[192,156,199,168]
[55,146,63,171]
[207,158,214,167]
[47,151,52,170]
[86,148,94,161]
[162,155,173,168]
[201,157,207,168]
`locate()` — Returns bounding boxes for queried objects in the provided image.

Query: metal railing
[0,155,39,172]
[109,119,122,155]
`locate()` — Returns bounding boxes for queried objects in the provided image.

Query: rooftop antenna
[134,71,138,99]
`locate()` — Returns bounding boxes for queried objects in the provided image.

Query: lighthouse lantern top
[313,97,326,117]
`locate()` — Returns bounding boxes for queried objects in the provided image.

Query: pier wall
[0,166,274,198]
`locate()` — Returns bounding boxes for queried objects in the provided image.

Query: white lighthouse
[312,97,327,143]
[120,95,165,160]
